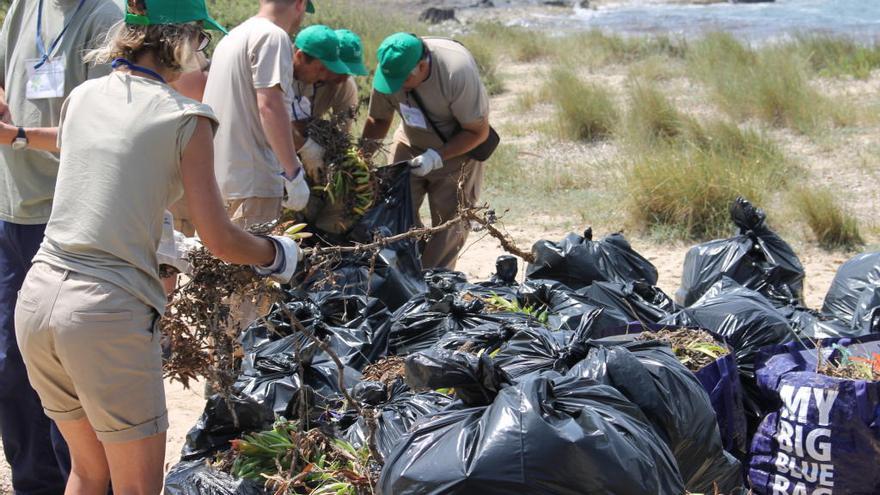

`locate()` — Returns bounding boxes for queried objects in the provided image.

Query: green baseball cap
[306,1,315,14]
[125,0,227,34]
[374,33,423,94]
[335,29,368,76]
[295,25,350,75]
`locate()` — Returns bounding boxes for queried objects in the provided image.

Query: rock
[419,7,457,24]
[543,0,568,6]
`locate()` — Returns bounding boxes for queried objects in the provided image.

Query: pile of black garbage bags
[166,197,880,495]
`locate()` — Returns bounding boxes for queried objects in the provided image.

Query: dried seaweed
[638,328,730,372]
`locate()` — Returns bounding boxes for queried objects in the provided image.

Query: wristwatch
[11,127,27,151]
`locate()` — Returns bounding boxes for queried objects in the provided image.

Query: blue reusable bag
[748,335,880,495]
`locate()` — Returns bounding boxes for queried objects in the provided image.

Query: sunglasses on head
[197,30,211,52]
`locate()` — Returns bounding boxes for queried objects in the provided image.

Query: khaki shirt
[34,73,218,314]
[203,16,294,201]
[367,37,489,162]
[0,0,122,224]
[292,77,359,131]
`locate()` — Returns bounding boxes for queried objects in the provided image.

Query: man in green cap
[0,0,121,491]
[362,33,491,270]
[292,27,369,185]
[203,0,314,229]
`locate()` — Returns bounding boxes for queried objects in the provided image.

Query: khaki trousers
[225,197,282,229]
[390,141,485,270]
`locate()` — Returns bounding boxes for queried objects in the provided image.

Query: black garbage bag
[517,279,630,332]
[378,370,685,495]
[493,309,603,380]
[342,380,453,459]
[854,284,880,334]
[293,164,425,311]
[182,336,360,460]
[526,228,658,289]
[388,293,538,355]
[300,246,424,312]
[661,278,795,431]
[577,280,680,325]
[821,251,880,326]
[781,305,859,339]
[433,322,520,355]
[165,460,265,495]
[405,349,512,407]
[676,197,805,307]
[568,341,743,493]
[241,291,391,372]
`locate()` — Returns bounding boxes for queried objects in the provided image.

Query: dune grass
[791,187,864,250]
[788,34,880,80]
[623,87,795,239]
[556,31,689,68]
[622,81,694,145]
[687,32,844,133]
[545,68,618,142]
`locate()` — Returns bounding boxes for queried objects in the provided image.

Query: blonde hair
[85,1,205,73]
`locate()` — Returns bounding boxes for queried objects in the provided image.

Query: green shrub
[687,32,839,133]
[624,119,794,239]
[545,68,618,142]
[623,80,693,145]
[461,23,550,63]
[792,187,864,249]
[556,30,688,68]
[790,34,880,79]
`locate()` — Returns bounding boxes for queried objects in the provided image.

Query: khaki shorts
[226,197,282,229]
[15,262,167,443]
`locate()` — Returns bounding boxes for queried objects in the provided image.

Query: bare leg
[103,432,166,495]
[54,418,110,495]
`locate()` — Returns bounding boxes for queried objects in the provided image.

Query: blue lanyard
[292,84,318,121]
[111,58,166,84]
[35,0,87,69]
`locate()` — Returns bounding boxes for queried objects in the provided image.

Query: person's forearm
[23,127,59,152]
[0,86,9,123]
[0,123,59,152]
[361,116,392,154]
[257,90,302,177]
[439,124,490,161]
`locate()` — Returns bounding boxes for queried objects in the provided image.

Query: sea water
[506,0,880,42]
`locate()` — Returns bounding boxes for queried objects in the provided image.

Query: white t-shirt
[35,72,218,313]
[203,16,294,200]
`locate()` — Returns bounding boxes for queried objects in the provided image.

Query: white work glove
[299,138,326,183]
[157,211,199,275]
[252,235,302,284]
[282,168,310,212]
[410,149,443,177]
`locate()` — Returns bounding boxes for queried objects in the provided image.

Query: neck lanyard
[292,83,318,121]
[35,0,87,69]
[111,58,167,84]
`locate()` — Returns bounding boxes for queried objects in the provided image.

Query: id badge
[399,103,428,130]
[26,58,66,100]
[292,96,312,121]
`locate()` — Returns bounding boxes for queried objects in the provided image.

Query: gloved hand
[157,211,199,275]
[252,235,302,284]
[282,168,310,212]
[410,149,443,177]
[298,138,326,183]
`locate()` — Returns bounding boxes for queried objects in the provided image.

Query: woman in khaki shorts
[0,1,303,493]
